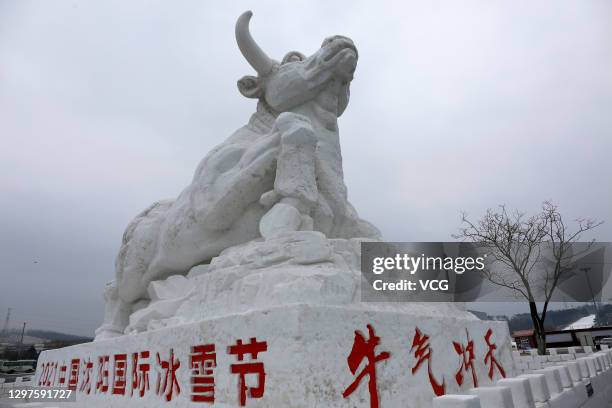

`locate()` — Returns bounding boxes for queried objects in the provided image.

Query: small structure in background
[513,324,612,350]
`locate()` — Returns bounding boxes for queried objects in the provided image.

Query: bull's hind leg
[259,112,318,238]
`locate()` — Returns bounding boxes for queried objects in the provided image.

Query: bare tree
[455,201,602,355]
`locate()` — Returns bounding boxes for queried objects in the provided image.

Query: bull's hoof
[259,202,302,239]
[259,190,281,208]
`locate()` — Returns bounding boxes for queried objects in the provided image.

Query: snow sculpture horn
[235,10,275,76]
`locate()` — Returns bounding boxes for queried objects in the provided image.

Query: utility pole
[18,322,26,358]
[1,308,11,338]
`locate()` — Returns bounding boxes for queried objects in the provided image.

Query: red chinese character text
[38,362,49,386]
[96,355,110,393]
[191,344,216,403]
[79,359,94,394]
[112,354,127,395]
[132,351,151,398]
[47,362,57,387]
[410,327,445,396]
[58,364,67,386]
[68,358,80,391]
[228,338,267,406]
[484,328,506,380]
[156,349,181,401]
[453,330,478,388]
[342,324,390,408]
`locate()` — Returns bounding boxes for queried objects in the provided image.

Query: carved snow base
[35,305,513,408]
[105,231,476,337]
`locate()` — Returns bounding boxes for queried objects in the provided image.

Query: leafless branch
[456,201,603,354]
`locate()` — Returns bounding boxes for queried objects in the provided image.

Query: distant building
[512,325,612,349]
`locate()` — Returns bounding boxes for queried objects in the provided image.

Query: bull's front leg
[259,112,318,238]
[94,281,130,341]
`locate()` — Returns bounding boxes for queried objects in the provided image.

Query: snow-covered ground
[564,314,596,330]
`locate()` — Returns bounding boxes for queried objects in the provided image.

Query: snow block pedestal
[35,305,512,408]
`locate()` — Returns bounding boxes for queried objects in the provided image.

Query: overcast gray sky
[1,0,611,337]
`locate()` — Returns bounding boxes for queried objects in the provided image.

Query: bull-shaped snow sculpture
[95,11,379,340]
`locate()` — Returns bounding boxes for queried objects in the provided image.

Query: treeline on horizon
[470,304,612,333]
[0,329,92,343]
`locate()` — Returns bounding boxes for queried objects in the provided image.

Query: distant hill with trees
[1,328,92,343]
[471,304,612,333]
[0,329,92,360]
[25,329,92,343]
